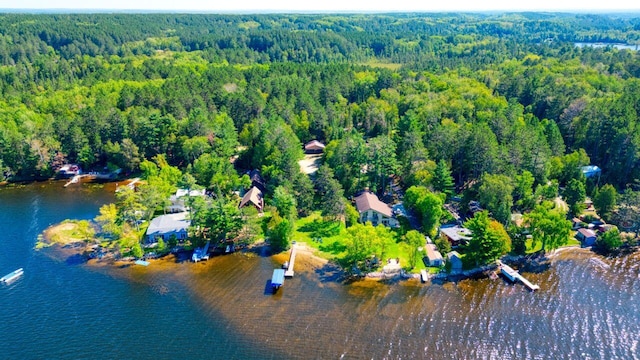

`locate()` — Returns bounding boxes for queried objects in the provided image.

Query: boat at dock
[1,268,24,283]
[420,269,429,283]
[271,269,285,293]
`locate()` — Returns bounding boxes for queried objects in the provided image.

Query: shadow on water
[65,254,88,265]
[264,280,275,295]
[315,262,346,283]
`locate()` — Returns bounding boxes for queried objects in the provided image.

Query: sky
[2,0,639,12]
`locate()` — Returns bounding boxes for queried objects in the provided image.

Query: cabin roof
[578,228,597,238]
[304,140,325,151]
[146,212,190,236]
[440,226,472,241]
[425,244,443,262]
[239,186,263,209]
[354,191,393,218]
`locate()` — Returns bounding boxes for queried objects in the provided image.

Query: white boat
[1,268,24,283]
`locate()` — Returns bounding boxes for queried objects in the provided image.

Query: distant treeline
[0,12,639,194]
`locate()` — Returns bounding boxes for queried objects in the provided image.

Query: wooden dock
[498,261,540,291]
[284,247,296,277]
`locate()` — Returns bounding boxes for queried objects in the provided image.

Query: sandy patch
[298,154,322,175]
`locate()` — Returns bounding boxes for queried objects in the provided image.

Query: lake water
[1,183,639,359]
[575,42,639,51]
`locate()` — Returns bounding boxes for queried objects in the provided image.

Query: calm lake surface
[1,183,639,359]
[575,42,639,51]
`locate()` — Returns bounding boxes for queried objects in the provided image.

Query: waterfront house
[166,188,206,213]
[576,228,597,246]
[239,186,264,212]
[57,164,81,177]
[304,140,326,154]
[145,212,190,244]
[354,191,398,227]
[446,251,463,272]
[425,244,444,267]
[572,217,583,230]
[439,225,472,247]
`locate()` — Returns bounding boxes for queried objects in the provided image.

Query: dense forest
[3,12,639,264]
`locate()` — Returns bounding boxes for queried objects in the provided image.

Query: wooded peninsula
[5,12,640,274]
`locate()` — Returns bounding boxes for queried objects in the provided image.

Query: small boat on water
[134,260,150,266]
[271,269,285,293]
[1,268,24,283]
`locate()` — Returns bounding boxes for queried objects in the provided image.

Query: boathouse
[145,212,190,244]
[446,251,463,272]
[576,228,597,246]
[424,244,444,267]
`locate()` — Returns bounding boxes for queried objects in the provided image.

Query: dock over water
[498,261,540,291]
[284,246,296,277]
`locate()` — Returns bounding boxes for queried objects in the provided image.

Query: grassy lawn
[293,212,428,273]
[525,236,582,254]
[294,212,348,259]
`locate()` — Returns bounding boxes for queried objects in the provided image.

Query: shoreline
[38,220,631,287]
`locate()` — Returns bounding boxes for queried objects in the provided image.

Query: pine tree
[432,159,455,199]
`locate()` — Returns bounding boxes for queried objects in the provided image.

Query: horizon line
[1,8,640,14]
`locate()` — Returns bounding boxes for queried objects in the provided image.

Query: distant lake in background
[575,42,639,50]
[1,183,639,359]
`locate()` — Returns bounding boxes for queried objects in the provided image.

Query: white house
[425,243,444,267]
[145,212,190,244]
[166,188,206,213]
[354,191,398,227]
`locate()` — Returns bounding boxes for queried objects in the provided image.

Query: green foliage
[514,171,536,211]
[272,186,297,222]
[404,230,425,270]
[464,211,511,266]
[344,202,360,228]
[95,203,121,239]
[343,222,394,269]
[593,184,617,221]
[267,211,293,252]
[564,179,587,215]
[404,186,444,237]
[434,234,452,255]
[596,228,623,253]
[432,160,455,199]
[131,241,144,259]
[525,201,572,252]
[478,173,514,224]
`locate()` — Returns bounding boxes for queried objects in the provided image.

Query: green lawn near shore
[293,212,427,273]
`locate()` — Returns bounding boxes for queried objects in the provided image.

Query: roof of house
[304,140,326,151]
[446,251,462,261]
[440,226,472,242]
[248,169,266,191]
[239,186,263,209]
[175,188,206,197]
[425,244,444,262]
[146,212,190,237]
[354,191,393,218]
[578,228,597,238]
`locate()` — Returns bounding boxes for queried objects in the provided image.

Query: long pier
[284,246,296,277]
[498,261,540,291]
